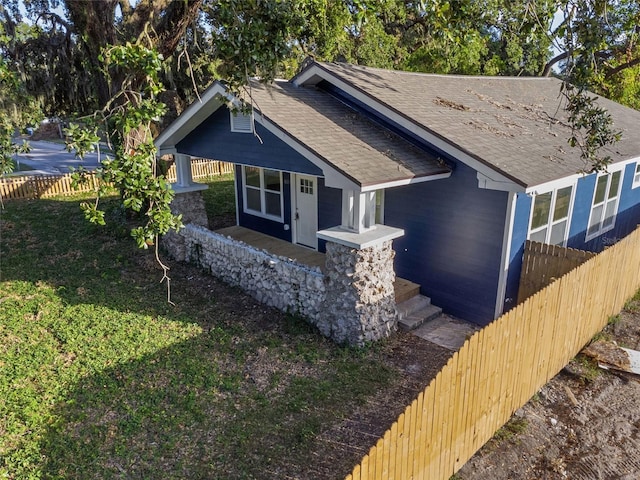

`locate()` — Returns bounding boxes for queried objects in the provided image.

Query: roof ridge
[321,61,559,82]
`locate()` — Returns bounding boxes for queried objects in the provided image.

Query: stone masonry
[163,190,208,261]
[164,214,399,346]
[321,241,397,345]
[172,224,326,322]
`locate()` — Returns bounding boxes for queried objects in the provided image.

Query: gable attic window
[586,170,622,241]
[230,111,254,133]
[528,185,574,246]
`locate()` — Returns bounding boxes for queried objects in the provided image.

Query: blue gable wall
[177,106,324,176]
[385,161,509,326]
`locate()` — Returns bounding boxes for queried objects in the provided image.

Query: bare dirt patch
[458,307,640,480]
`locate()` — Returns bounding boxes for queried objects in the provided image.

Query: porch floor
[215,226,326,270]
[214,225,419,302]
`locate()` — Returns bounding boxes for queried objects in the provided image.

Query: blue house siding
[176,106,324,176]
[616,162,640,242]
[234,169,341,250]
[385,162,508,325]
[566,174,596,251]
[235,166,293,242]
[503,193,533,311]
[567,163,640,252]
[317,178,342,252]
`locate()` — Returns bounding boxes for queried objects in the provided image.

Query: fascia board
[360,172,451,192]
[524,155,640,194]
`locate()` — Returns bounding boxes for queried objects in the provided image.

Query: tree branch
[35,11,75,34]
[541,51,569,76]
[605,56,640,78]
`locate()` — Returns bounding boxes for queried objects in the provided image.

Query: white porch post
[174,153,194,188]
[341,189,377,233]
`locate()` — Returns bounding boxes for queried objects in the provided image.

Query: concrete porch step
[397,294,443,331]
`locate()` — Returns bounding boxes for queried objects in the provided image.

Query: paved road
[12,139,105,175]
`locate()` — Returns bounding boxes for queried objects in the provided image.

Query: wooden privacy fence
[0,173,103,200]
[346,226,640,480]
[173,158,234,178]
[0,159,233,200]
[518,240,597,304]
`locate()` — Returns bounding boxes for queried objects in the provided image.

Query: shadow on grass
[0,195,408,479]
[38,325,389,479]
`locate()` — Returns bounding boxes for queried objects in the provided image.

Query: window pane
[608,171,621,200]
[245,167,261,187]
[603,200,617,228]
[635,164,640,184]
[594,175,608,204]
[246,188,261,212]
[588,204,604,234]
[531,192,552,230]
[263,169,281,192]
[265,192,281,217]
[553,186,572,221]
[300,178,313,194]
[530,228,548,243]
[550,220,567,245]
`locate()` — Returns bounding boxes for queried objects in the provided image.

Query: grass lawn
[0,175,450,479]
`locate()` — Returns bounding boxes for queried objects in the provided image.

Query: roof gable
[245,80,450,188]
[294,61,640,189]
[156,78,452,190]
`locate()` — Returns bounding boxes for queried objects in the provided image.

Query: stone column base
[163,188,208,261]
[321,240,398,346]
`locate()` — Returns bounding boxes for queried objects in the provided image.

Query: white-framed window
[632,162,640,189]
[528,185,574,246]
[242,166,283,221]
[230,111,253,133]
[586,170,622,240]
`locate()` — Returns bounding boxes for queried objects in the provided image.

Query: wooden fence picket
[0,160,233,201]
[345,226,640,480]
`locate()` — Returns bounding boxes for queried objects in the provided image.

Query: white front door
[293,175,318,249]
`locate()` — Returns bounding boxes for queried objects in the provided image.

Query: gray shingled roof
[313,62,640,188]
[244,80,450,187]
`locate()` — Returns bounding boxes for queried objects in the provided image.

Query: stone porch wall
[172,224,326,322]
[164,221,399,346]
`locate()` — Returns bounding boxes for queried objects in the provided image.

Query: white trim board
[524,155,640,194]
[495,191,517,318]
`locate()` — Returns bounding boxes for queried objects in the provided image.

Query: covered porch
[215,225,421,304]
